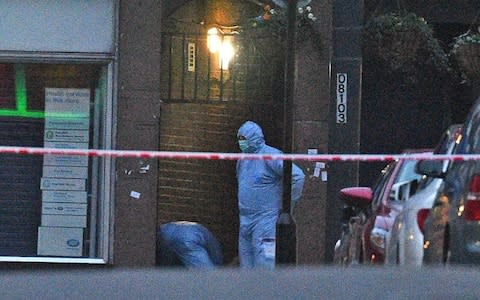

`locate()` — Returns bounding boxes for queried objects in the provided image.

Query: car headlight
[334,239,341,251]
[370,227,388,249]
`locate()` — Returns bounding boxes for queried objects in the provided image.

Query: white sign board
[44,129,89,143]
[45,88,91,115]
[37,227,83,257]
[0,0,115,53]
[45,117,90,130]
[40,178,86,191]
[40,88,91,256]
[42,203,88,216]
[41,215,87,228]
[44,141,89,150]
[336,73,347,124]
[43,141,89,167]
[42,166,88,179]
[43,155,88,167]
[42,191,87,203]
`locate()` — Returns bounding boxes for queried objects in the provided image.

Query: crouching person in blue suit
[156,221,223,268]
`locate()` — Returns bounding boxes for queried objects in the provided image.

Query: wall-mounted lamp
[219,40,234,70]
[207,27,221,53]
[207,26,235,70]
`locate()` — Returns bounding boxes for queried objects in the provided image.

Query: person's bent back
[156,221,223,268]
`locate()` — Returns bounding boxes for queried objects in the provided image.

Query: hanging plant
[363,13,449,77]
[451,29,480,79]
[241,2,321,49]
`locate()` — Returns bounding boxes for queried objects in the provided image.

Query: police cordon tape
[1,146,480,161]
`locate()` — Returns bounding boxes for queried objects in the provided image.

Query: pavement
[1,265,480,299]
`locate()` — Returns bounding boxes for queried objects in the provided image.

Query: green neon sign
[2,64,45,118]
[0,64,86,119]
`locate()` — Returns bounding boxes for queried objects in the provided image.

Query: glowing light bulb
[219,40,234,70]
[207,27,220,53]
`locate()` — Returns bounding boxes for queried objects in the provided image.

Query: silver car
[385,124,462,266]
[420,97,480,265]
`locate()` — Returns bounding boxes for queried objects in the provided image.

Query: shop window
[0,62,112,263]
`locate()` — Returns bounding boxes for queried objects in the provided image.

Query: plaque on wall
[45,117,89,130]
[42,191,87,203]
[44,129,89,143]
[40,178,86,191]
[42,166,88,179]
[41,202,87,216]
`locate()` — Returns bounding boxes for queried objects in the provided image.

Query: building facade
[0,1,117,264]
[1,0,476,268]
[0,0,332,267]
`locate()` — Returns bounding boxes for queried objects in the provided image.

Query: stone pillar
[325,0,363,262]
[114,0,162,266]
[294,0,333,265]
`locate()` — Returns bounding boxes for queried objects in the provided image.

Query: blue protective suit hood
[237,121,265,153]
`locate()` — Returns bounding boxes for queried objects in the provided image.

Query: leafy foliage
[363,12,449,80]
[240,3,320,49]
[452,30,480,50]
[451,29,480,79]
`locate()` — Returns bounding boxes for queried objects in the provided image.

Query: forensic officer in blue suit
[156,221,223,268]
[236,121,305,268]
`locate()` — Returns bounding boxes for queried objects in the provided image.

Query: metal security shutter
[0,118,43,256]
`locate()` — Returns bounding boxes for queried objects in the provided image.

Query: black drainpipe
[276,0,297,265]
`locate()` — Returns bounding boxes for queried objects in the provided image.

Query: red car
[334,149,431,265]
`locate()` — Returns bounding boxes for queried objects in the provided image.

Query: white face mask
[238,140,249,153]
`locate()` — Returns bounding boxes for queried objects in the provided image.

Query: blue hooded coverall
[236,121,305,268]
[156,221,223,268]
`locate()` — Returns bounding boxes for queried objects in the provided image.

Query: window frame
[0,54,116,264]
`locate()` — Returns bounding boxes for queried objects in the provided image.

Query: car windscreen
[396,160,422,185]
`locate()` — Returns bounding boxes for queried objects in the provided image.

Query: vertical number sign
[336,73,347,124]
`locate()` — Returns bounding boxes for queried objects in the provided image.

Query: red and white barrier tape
[0,146,479,161]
